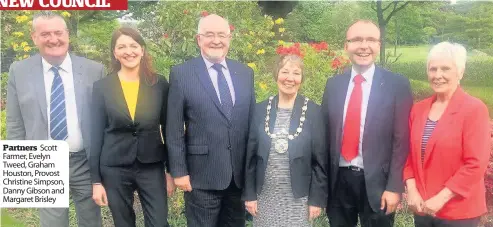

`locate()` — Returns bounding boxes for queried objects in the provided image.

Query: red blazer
[403,87,490,220]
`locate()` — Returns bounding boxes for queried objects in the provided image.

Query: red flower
[163,33,169,39]
[331,57,342,69]
[201,11,209,17]
[229,24,235,32]
[276,44,304,58]
[183,9,189,14]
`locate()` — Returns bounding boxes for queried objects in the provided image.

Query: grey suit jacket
[6,53,105,158]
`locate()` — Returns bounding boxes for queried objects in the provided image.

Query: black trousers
[101,161,168,227]
[414,215,481,227]
[184,179,245,227]
[327,167,395,227]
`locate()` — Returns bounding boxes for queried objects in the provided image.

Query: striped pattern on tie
[212,63,233,119]
[50,66,68,140]
[421,118,437,164]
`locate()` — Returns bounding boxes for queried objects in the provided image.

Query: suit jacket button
[132,132,137,136]
[228,145,231,150]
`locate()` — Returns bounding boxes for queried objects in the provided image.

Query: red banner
[0,0,128,10]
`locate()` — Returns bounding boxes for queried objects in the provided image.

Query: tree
[372,1,410,65]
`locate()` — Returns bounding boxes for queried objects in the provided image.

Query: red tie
[341,74,365,162]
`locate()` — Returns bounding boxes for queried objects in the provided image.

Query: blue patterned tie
[212,63,233,119]
[49,66,68,140]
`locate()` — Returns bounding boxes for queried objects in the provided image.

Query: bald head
[346,20,380,40]
[197,14,230,34]
[196,14,232,63]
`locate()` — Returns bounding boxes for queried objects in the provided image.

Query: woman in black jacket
[243,53,329,226]
[90,27,174,227]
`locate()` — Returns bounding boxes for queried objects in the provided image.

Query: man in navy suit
[321,20,413,227]
[166,14,255,227]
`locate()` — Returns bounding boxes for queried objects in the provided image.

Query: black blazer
[321,66,413,212]
[90,73,169,183]
[243,95,329,208]
[166,56,255,190]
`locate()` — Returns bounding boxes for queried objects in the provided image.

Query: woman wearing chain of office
[242,53,329,226]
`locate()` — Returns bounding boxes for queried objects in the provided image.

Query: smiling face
[345,21,381,71]
[196,14,231,63]
[113,34,144,70]
[31,17,69,65]
[427,57,462,97]
[277,60,303,97]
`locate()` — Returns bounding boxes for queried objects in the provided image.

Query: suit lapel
[412,99,430,182]
[31,54,48,125]
[32,55,48,125]
[335,71,351,154]
[111,74,132,121]
[71,55,85,126]
[194,57,229,123]
[287,95,304,161]
[363,66,385,141]
[422,88,464,166]
[133,78,147,123]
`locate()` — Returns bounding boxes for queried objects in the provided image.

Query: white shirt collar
[42,54,72,74]
[350,63,375,83]
[202,55,228,70]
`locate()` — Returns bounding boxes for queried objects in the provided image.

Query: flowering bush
[138,1,350,104]
[1,11,36,61]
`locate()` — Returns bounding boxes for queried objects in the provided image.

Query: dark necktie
[341,74,365,161]
[49,66,68,140]
[212,63,233,119]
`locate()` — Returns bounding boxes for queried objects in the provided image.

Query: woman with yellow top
[90,27,174,227]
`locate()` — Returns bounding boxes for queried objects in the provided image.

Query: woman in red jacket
[403,41,490,227]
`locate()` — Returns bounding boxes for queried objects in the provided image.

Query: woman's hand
[407,187,424,214]
[308,205,321,220]
[245,201,258,217]
[92,184,108,206]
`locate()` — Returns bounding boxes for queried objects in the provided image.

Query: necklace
[264,96,309,153]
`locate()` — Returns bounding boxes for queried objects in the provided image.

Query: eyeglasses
[198,33,231,40]
[346,37,380,45]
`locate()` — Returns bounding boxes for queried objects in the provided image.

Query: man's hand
[165,173,176,196]
[245,201,258,216]
[174,175,192,192]
[380,191,400,215]
[92,184,108,206]
[308,206,321,220]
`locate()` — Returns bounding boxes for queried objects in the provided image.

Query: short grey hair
[427,41,467,73]
[32,11,67,32]
[197,14,230,34]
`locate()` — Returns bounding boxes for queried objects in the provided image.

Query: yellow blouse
[120,79,139,121]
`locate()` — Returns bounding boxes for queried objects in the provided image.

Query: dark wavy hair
[110,27,157,85]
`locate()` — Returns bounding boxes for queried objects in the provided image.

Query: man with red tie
[321,20,413,227]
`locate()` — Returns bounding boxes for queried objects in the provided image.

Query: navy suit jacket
[166,56,255,190]
[321,65,413,212]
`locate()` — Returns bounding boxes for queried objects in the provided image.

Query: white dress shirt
[202,56,236,105]
[42,54,83,152]
[339,64,375,169]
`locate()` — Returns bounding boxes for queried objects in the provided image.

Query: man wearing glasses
[321,20,413,227]
[166,14,255,227]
